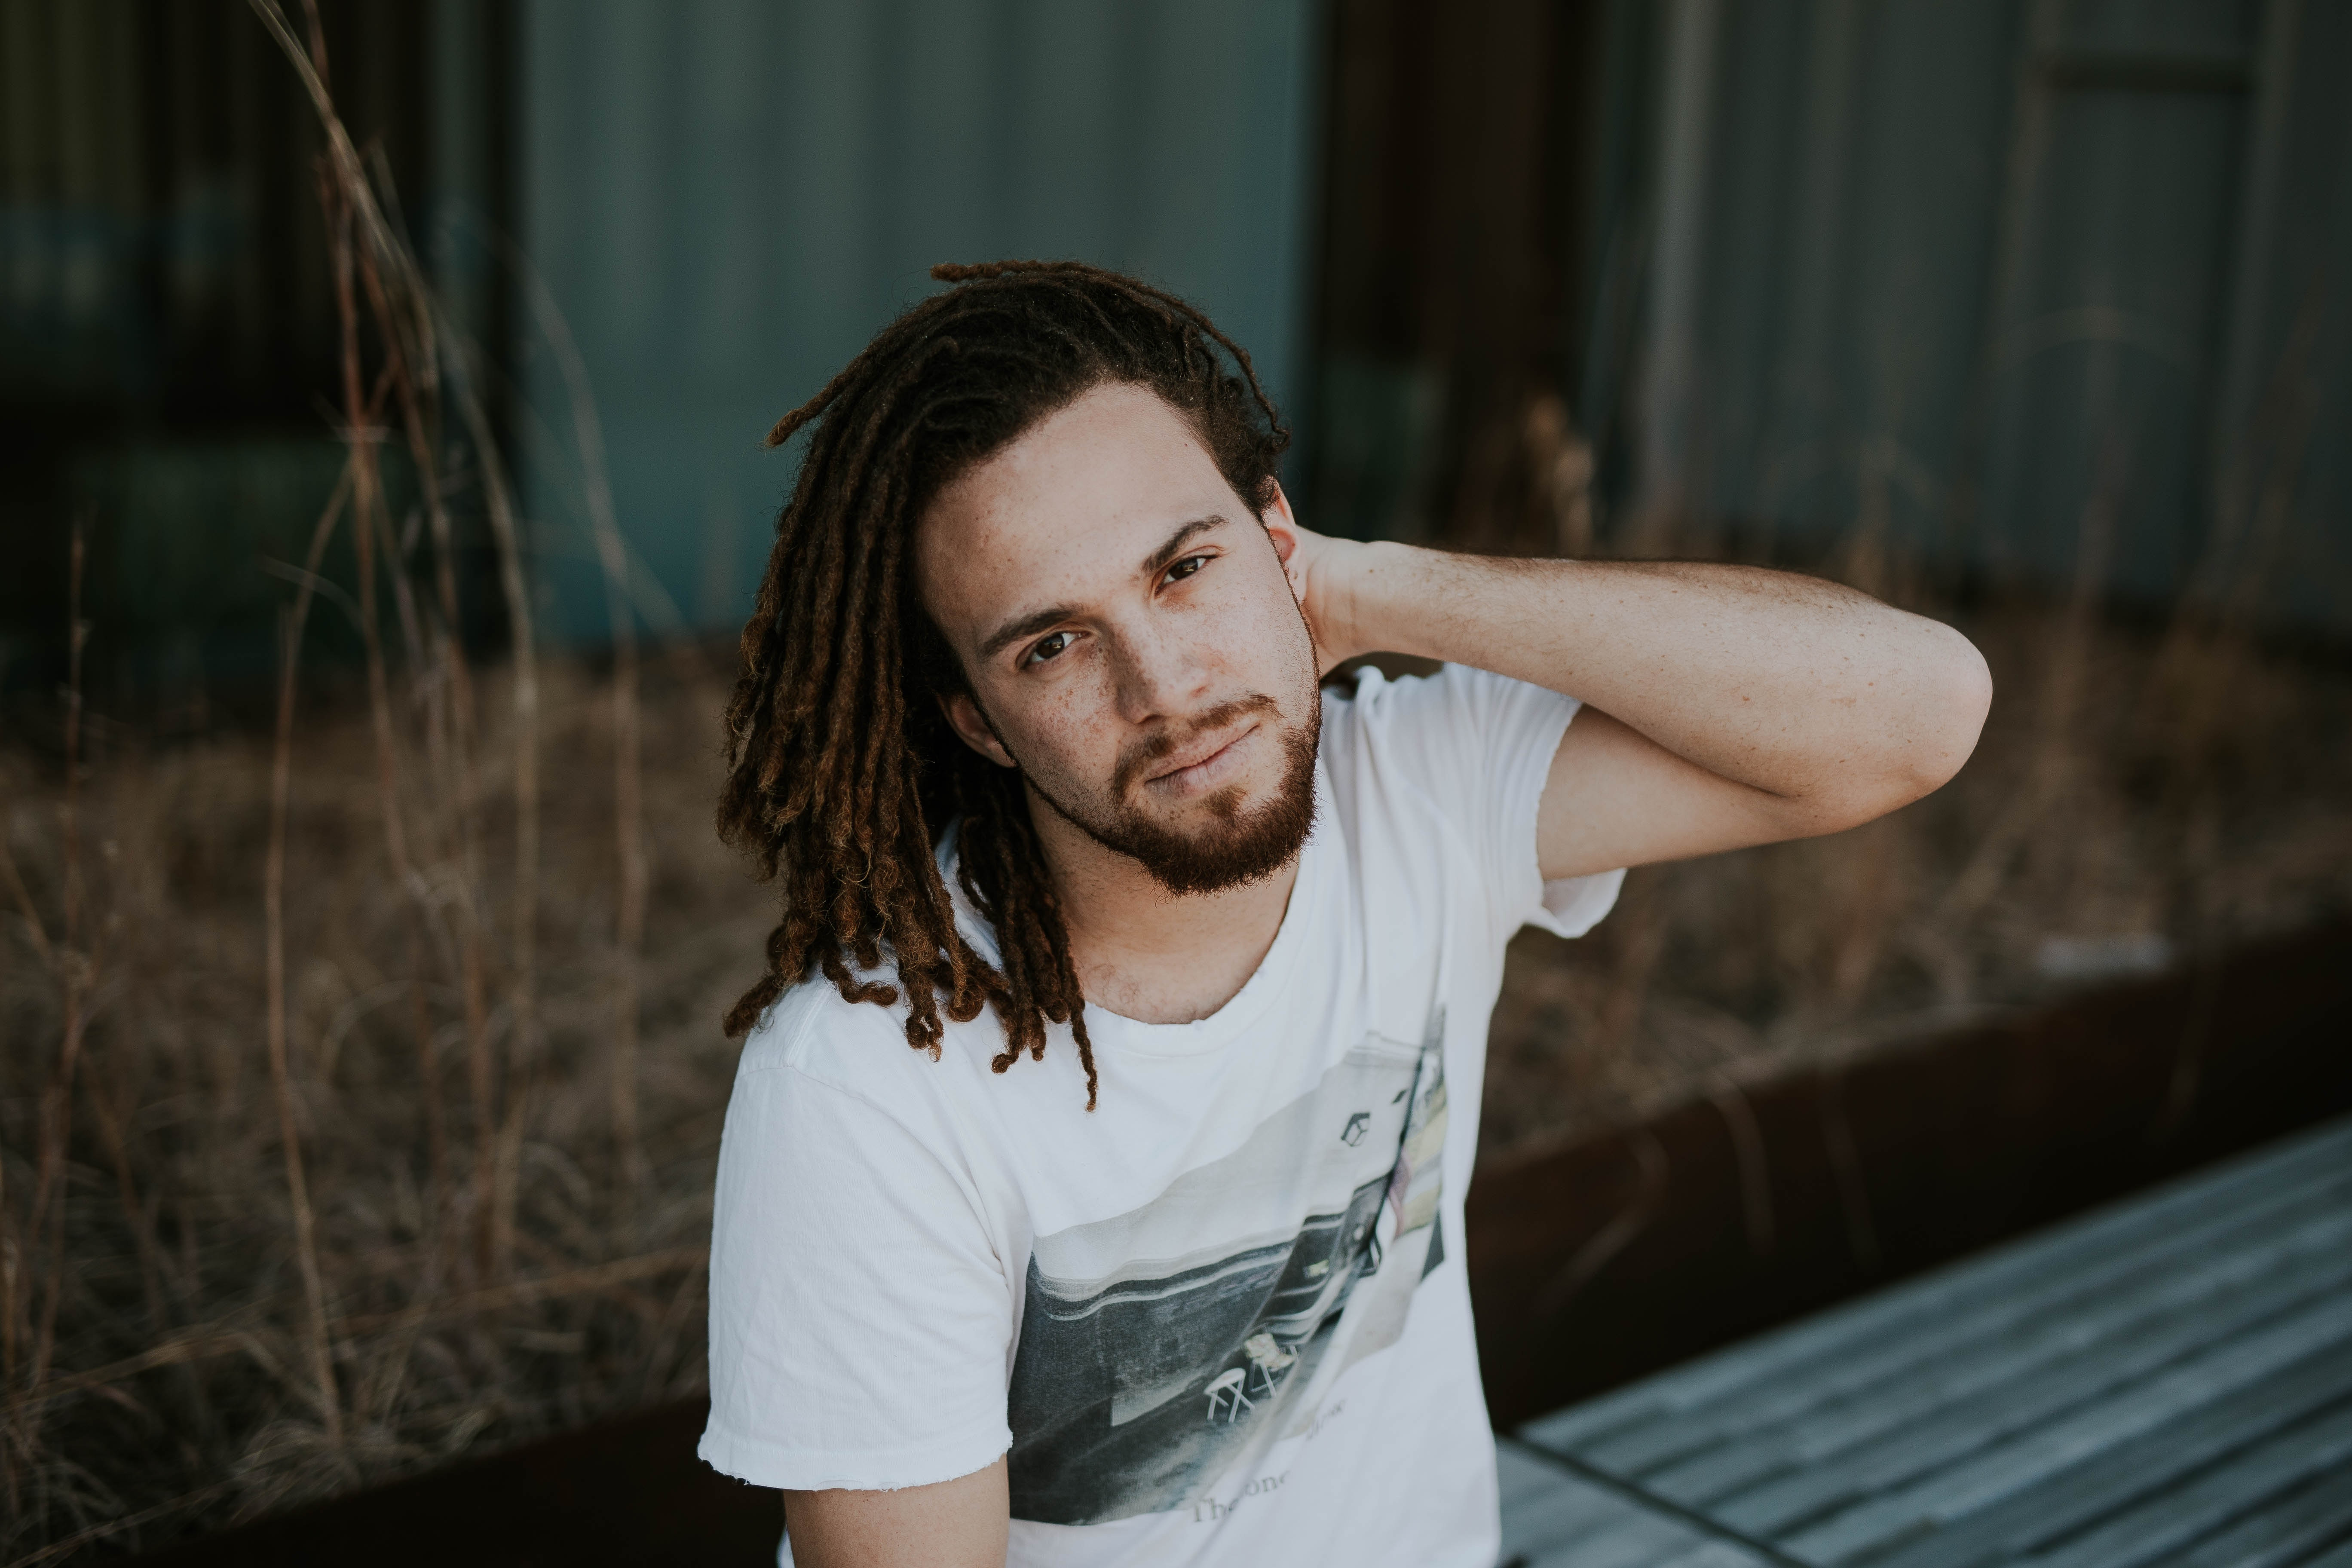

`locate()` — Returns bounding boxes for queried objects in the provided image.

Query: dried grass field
[4,592,2350,1562]
[6,11,2349,1560]
[1481,603,2352,1161]
[0,653,761,1563]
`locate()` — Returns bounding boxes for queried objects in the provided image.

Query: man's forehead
[918,383,1244,630]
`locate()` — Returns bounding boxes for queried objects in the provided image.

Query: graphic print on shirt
[1005,1010,1449,1525]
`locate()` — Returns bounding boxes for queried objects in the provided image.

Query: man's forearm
[1314,543,1991,819]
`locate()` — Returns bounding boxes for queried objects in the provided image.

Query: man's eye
[1163,554,1209,585]
[1023,631,1075,667]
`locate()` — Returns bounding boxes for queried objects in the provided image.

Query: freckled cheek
[1170,582,1283,674]
[1005,671,1127,781]
[1208,582,1307,690]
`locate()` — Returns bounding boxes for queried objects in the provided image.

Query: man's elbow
[1876,628,1992,814]
[1805,629,1993,834]
[1913,627,1994,792]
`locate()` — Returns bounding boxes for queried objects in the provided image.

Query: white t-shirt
[700,665,1622,1568]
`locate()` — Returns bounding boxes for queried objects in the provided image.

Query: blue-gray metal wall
[1622,0,2352,628]
[513,0,1320,645]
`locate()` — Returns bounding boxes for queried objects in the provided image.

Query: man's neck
[1026,801,1301,1026]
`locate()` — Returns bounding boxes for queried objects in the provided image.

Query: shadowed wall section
[1621,0,2352,628]
[513,0,1321,646]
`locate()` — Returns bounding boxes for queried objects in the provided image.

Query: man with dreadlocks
[699,261,1991,1568]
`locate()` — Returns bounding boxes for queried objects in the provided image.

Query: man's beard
[1010,693,1320,896]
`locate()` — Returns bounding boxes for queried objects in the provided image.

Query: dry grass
[1480,602,2352,1162]
[5,601,2348,1560]
[3,7,2347,1562]
[0,7,767,1556]
[0,655,764,1562]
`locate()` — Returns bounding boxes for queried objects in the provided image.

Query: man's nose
[1108,624,1213,725]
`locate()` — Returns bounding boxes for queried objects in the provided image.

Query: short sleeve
[698,1051,1014,1491]
[1344,663,1622,943]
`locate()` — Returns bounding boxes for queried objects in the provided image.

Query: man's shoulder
[1319,662,1532,803]
[737,964,960,1106]
[1324,659,1533,725]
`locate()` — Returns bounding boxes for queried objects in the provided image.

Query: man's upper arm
[700,1050,1014,1495]
[1537,705,1822,880]
[783,1456,1009,1568]
[1349,664,1619,932]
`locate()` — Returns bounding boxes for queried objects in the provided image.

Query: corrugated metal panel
[511,0,1320,644]
[1514,1115,2352,1568]
[1632,0,2022,557]
[1621,0,2352,629]
[1498,1437,1782,1567]
[1976,0,2263,603]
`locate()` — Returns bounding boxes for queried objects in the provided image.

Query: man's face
[916,381,1321,894]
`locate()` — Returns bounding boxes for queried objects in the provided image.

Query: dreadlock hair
[716,260,1291,1111]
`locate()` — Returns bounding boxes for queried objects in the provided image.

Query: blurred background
[6,0,2351,678]
[3,0,2349,1561]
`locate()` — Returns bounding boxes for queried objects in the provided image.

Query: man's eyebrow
[1141,515,1228,577]
[977,516,1231,663]
[980,601,1080,662]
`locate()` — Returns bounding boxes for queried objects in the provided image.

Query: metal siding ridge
[1588,1164,2352,1482]
[1706,1234,2352,1535]
[1519,1115,2352,1457]
[1498,1438,1652,1550]
[2280,1528,2352,1568]
[2021,1396,2352,1568]
[1651,1546,1782,1568]
[1499,1439,1805,1568]
[2126,1457,2352,1568]
[1848,1330,2352,1568]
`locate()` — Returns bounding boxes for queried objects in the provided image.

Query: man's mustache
[1113,694,1286,797]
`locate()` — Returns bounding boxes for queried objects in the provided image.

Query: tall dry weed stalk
[1478,327,2352,1167]
[4,10,2349,1560]
[258,0,544,1284]
[513,263,649,1211]
[5,525,101,1526]
[0,4,755,1559]
[263,464,352,1450]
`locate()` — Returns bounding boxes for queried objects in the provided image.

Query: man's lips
[1143,720,1258,787]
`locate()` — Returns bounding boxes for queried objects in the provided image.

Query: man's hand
[1277,514,1383,677]
[782,1457,1009,1568]
[1268,496,1993,878]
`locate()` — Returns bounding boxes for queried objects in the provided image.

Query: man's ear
[1260,481,1306,587]
[940,689,1017,769]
